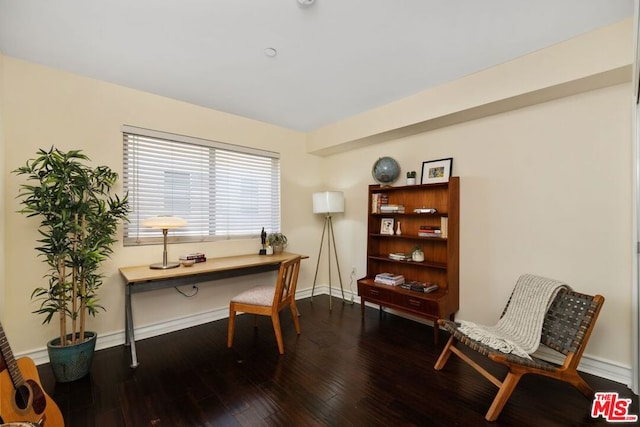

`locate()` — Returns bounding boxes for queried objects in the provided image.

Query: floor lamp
[142,215,187,269]
[311,191,347,310]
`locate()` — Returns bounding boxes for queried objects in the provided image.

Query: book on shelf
[440,217,449,238]
[419,225,438,229]
[388,252,412,261]
[379,204,405,213]
[418,225,442,237]
[399,281,439,293]
[371,193,389,214]
[374,272,405,286]
[179,252,207,262]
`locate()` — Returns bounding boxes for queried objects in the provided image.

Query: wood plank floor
[37,295,638,426]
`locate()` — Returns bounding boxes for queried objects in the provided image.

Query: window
[122,125,281,245]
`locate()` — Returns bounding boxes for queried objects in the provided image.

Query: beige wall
[0,17,635,381]
[322,83,632,367]
[0,51,5,316]
[310,19,635,373]
[1,55,323,354]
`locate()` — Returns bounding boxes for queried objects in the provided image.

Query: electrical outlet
[351,266,357,276]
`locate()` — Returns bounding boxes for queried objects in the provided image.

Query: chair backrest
[540,289,604,359]
[272,256,301,309]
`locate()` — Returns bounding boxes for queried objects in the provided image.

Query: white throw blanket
[457,274,570,359]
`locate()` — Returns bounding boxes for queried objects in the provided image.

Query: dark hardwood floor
[37,295,638,426]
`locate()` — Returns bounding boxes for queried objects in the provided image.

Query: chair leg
[227,307,236,348]
[271,313,285,354]
[434,335,456,370]
[568,372,595,399]
[290,302,301,335]
[485,372,523,422]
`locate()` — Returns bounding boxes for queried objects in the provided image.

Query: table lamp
[311,191,347,310]
[142,215,187,269]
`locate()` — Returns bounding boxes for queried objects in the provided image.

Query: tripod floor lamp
[311,191,347,310]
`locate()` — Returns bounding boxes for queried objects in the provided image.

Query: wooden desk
[120,252,305,367]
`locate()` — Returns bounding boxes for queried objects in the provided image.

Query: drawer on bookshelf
[358,283,394,301]
[395,293,437,315]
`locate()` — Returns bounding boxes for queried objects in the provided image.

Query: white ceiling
[0,1,634,132]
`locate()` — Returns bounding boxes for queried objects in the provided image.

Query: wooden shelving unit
[357,177,460,342]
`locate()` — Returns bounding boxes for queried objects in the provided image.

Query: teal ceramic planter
[47,331,97,382]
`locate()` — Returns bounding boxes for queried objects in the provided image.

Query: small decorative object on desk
[259,227,267,255]
[266,232,287,254]
[179,252,207,263]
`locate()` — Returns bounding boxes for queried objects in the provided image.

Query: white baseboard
[21,285,633,390]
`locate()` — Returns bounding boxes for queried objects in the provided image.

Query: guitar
[0,323,64,427]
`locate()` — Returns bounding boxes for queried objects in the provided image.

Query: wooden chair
[227,256,301,354]
[434,286,604,421]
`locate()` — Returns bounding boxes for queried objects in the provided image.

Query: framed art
[380,218,395,235]
[421,157,453,184]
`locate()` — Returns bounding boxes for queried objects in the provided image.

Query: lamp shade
[313,191,344,214]
[142,215,187,229]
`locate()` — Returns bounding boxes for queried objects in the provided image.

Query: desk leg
[125,285,139,368]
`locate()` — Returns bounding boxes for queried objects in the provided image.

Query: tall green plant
[13,147,129,346]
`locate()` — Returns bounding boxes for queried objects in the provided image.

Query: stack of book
[374,272,405,286]
[380,204,405,213]
[388,252,411,261]
[179,252,207,263]
[399,281,439,293]
[418,225,442,237]
[371,193,389,213]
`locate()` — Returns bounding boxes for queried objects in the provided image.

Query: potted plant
[13,147,129,382]
[266,232,288,254]
[406,171,417,185]
[411,245,424,262]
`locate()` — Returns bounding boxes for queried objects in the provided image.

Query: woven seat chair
[227,256,301,355]
[434,286,604,421]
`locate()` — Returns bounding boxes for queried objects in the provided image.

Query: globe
[372,157,401,185]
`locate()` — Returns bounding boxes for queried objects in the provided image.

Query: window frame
[122,125,281,246]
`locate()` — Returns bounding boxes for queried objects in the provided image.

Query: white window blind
[122,125,281,245]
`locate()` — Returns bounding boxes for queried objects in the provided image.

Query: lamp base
[149,261,181,270]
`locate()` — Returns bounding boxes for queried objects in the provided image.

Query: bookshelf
[357,177,459,342]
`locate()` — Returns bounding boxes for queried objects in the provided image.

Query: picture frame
[380,218,395,235]
[421,157,453,184]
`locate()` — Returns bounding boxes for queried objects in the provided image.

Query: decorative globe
[372,157,401,185]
